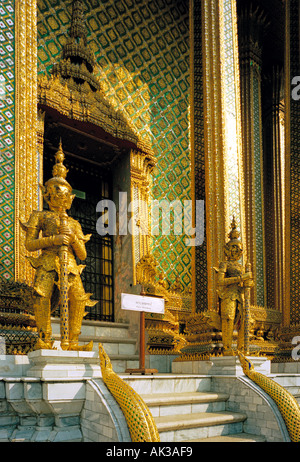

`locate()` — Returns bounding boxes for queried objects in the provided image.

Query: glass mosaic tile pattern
[289,0,300,324]
[222,0,242,228]
[193,0,207,311]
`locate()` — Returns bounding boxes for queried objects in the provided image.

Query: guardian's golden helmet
[41,141,75,211]
[224,217,243,261]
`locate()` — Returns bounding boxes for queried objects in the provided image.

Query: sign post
[121,289,165,375]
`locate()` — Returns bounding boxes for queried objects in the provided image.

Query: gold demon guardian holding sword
[21,142,97,350]
[215,218,254,356]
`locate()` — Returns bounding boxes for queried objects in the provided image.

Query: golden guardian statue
[215,218,253,356]
[21,142,97,351]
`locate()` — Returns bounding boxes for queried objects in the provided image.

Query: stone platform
[0,350,102,379]
[0,351,295,442]
[172,355,271,376]
[26,350,102,379]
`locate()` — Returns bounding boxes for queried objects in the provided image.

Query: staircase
[52,319,139,372]
[271,373,300,405]
[122,374,266,442]
[49,320,295,442]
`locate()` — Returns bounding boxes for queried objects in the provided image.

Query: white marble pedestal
[208,355,270,375]
[0,350,103,441]
[172,355,271,376]
[26,349,102,379]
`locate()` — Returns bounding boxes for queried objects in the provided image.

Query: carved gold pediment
[38,0,154,157]
[38,73,153,157]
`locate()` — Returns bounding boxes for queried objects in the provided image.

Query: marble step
[45,347,139,373]
[191,432,266,442]
[141,392,229,416]
[121,374,212,395]
[51,318,139,372]
[156,410,247,442]
[51,318,133,341]
[294,393,300,404]
[271,374,300,393]
[142,391,229,405]
[108,356,140,374]
[271,373,300,388]
[78,337,137,356]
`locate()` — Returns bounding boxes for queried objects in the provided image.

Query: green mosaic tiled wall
[193,0,207,311]
[37,0,192,289]
[0,1,15,281]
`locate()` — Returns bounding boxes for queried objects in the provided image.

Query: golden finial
[228,216,240,241]
[52,139,68,180]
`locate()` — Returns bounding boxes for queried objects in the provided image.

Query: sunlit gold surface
[21,143,96,350]
[15,0,39,284]
[7,0,296,362]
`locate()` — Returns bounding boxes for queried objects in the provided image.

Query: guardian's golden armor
[21,142,96,350]
[215,219,253,355]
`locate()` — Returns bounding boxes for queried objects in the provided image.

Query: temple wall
[112,151,140,338]
[0,0,39,284]
[0,376,130,442]
[81,379,131,442]
[1,0,298,337]
[36,0,192,292]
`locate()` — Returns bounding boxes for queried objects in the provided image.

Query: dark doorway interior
[42,115,120,322]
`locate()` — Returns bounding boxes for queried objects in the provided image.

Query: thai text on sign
[121,293,165,314]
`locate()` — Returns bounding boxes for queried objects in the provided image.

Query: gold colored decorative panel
[0,0,40,283]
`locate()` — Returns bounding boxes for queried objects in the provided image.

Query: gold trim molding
[14,0,39,284]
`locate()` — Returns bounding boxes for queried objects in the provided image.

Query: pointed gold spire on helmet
[42,140,74,207]
[228,216,240,241]
[52,138,68,180]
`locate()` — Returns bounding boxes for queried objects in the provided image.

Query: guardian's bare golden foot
[68,340,93,351]
[34,338,55,350]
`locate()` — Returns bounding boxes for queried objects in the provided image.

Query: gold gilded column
[201,0,245,309]
[14,0,39,283]
[238,4,268,306]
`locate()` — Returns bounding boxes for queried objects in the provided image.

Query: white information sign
[121,293,165,314]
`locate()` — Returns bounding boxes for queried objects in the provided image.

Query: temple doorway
[42,113,127,322]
